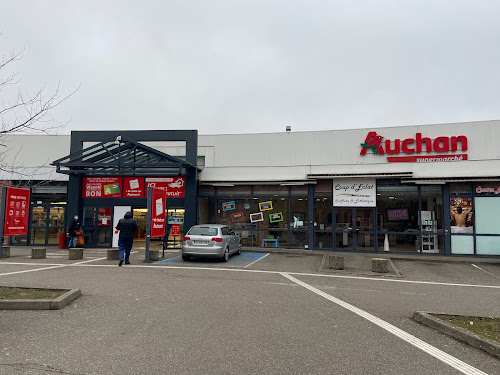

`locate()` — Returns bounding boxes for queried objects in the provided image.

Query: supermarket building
[2,120,500,257]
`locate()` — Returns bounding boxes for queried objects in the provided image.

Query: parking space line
[0,264,67,277]
[243,253,269,268]
[471,264,500,280]
[280,272,488,375]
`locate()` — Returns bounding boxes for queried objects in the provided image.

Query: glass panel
[30,228,46,244]
[290,186,308,196]
[476,236,500,255]
[450,182,473,196]
[255,230,287,248]
[198,197,210,224]
[335,208,353,231]
[356,233,374,250]
[378,234,419,253]
[290,230,308,248]
[48,228,63,244]
[97,228,111,246]
[450,196,473,234]
[83,229,94,246]
[49,206,65,227]
[253,185,288,196]
[31,207,47,226]
[451,235,474,255]
[377,197,418,232]
[315,198,332,230]
[217,198,259,229]
[315,232,333,249]
[421,234,443,254]
[234,229,251,247]
[290,197,308,229]
[355,209,374,231]
[420,185,442,197]
[421,197,443,230]
[133,209,148,238]
[83,207,96,227]
[475,197,500,234]
[166,208,184,249]
[335,232,353,249]
[10,235,27,245]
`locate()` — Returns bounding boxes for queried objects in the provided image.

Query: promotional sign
[83,177,122,198]
[98,207,112,227]
[333,179,376,207]
[150,187,166,238]
[360,131,468,163]
[387,208,410,221]
[145,177,185,198]
[123,177,145,198]
[171,224,180,237]
[4,187,31,236]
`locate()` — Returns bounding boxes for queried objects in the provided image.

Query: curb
[0,288,82,310]
[413,311,500,359]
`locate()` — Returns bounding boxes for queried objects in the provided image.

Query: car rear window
[189,227,219,236]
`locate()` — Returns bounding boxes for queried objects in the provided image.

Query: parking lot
[0,247,499,374]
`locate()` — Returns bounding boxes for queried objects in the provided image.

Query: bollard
[107,249,120,261]
[1,246,10,258]
[329,255,344,270]
[68,247,83,260]
[372,258,389,273]
[149,250,160,262]
[31,247,46,259]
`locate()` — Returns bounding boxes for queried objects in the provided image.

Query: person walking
[115,211,138,266]
[67,214,82,248]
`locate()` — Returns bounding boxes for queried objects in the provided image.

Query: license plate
[194,240,208,245]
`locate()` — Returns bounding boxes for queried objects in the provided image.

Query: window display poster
[4,187,31,236]
[150,187,166,238]
[222,201,235,211]
[123,177,145,198]
[231,212,245,222]
[250,212,264,223]
[333,179,376,207]
[98,207,112,227]
[145,177,185,198]
[83,177,122,198]
[171,224,180,237]
[387,208,410,221]
[450,197,473,233]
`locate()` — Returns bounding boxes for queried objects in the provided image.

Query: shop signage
[83,177,122,198]
[98,207,112,227]
[4,187,30,236]
[171,224,180,237]
[150,187,166,238]
[168,213,184,224]
[476,185,500,195]
[333,179,376,207]
[360,132,468,163]
[145,177,185,198]
[387,208,410,221]
[123,177,145,198]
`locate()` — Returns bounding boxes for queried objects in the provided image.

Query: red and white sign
[98,207,112,227]
[360,132,468,163]
[83,177,122,198]
[145,177,185,198]
[4,187,30,236]
[171,224,180,237]
[123,177,145,198]
[150,187,166,238]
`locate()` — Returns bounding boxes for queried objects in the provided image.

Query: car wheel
[222,247,229,262]
[182,254,190,261]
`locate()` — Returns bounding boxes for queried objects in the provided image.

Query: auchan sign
[360,132,468,163]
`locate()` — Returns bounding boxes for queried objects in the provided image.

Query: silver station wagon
[182,224,241,262]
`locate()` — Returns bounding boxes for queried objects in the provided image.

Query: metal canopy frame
[51,136,198,176]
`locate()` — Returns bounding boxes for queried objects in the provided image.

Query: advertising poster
[333,179,376,207]
[450,197,473,234]
[98,207,112,227]
[123,177,145,198]
[145,177,185,198]
[83,177,122,198]
[387,208,410,221]
[150,187,166,238]
[171,224,180,237]
[4,187,31,236]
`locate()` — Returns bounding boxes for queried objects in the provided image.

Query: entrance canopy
[51,136,198,176]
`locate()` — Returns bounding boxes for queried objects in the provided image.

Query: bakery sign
[360,132,468,163]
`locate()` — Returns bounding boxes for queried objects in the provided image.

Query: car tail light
[211,237,223,242]
[183,236,190,241]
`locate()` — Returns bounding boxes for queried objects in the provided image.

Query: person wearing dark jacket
[67,214,82,248]
[115,211,138,266]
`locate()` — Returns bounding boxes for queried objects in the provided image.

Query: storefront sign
[333,179,376,207]
[360,132,468,163]
[98,207,112,227]
[4,187,30,236]
[145,177,185,198]
[123,177,145,198]
[150,188,166,238]
[475,185,500,195]
[83,177,122,198]
[387,208,409,221]
[171,224,180,237]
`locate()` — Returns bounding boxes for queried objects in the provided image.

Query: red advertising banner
[4,187,31,236]
[123,177,145,198]
[83,177,122,198]
[150,187,166,238]
[145,177,185,198]
[98,207,112,227]
[171,224,180,237]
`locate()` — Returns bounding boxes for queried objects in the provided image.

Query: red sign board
[83,177,122,198]
[171,224,180,237]
[145,177,185,198]
[98,207,112,227]
[4,187,30,236]
[123,177,145,198]
[150,187,166,238]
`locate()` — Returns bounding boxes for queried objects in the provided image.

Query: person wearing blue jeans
[115,211,138,266]
[67,215,82,248]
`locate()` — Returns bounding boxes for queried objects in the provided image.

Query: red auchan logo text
[360,132,468,163]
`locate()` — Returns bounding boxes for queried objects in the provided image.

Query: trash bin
[59,232,67,249]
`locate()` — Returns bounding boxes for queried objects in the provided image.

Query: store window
[450,182,474,255]
[475,197,500,255]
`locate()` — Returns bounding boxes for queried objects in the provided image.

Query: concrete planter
[68,247,83,260]
[31,247,46,259]
[372,258,389,273]
[107,249,120,260]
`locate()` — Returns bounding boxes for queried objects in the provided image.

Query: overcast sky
[1,0,500,135]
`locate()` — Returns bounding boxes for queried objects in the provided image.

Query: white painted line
[0,265,67,277]
[0,262,64,266]
[471,264,500,280]
[280,272,488,375]
[71,257,107,265]
[244,253,270,268]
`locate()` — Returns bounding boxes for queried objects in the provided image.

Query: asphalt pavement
[0,246,499,375]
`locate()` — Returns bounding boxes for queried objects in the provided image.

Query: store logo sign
[360,132,468,163]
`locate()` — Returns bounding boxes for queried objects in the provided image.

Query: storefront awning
[51,136,199,176]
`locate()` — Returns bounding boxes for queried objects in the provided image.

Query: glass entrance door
[335,208,375,251]
[30,205,66,246]
[83,207,112,247]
